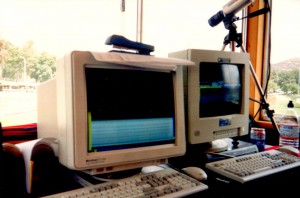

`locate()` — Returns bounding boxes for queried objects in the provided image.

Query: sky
[270,0,300,63]
[0,0,237,58]
[0,0,124,57]
[0,0,299,63]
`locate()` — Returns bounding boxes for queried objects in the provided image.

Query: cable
[263,0,272,96]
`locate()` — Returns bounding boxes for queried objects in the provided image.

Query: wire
[250,0,272,124]
[261,0,272,124]
[263,0,272,96]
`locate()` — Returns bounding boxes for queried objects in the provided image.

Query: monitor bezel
[56,51,186,173]
[169,49,250,145]
[187,49,250,144]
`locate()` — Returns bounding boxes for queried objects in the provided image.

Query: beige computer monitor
[38,51,192,174]
[169,49,250,152]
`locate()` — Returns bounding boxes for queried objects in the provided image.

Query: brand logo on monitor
[218,58,231,63]
[219,118,231,126]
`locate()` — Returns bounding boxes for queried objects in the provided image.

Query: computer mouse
[277,145,299,157]
[182,167,207,181]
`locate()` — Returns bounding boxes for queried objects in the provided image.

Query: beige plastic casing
[38,51,191,174]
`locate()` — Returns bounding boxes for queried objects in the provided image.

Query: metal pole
[136,0,143,42]
[240,44,280,134]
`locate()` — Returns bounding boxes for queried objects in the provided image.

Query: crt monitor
[37,51,192,175]
[169,49,250,152]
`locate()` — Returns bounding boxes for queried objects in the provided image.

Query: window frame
[246,0,273,129]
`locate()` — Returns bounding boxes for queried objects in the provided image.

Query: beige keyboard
[42,168,208,198]
[206,149,300,183]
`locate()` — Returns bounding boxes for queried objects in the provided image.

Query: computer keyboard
[221,144,259,157]
[42,168,208,198]
[205,149,300,183]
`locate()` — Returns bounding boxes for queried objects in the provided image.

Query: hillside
[272,57,300,71]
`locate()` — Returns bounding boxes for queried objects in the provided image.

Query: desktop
[169,49,250,152]
[37,51,192,175]
[30,49,300,198]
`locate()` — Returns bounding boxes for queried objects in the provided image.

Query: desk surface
[27,139,300,198]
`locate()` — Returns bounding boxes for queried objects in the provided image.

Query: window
[245,0,300,132]
[267,0,300,119]
[0,0,137,127]
[0,0,246,127]
[247,0,300,126]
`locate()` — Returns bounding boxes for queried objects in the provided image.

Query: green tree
[276,69,299,93]
[2,46,24,81]
[1,40,56,82]
[30,52,56,82]
[21,40,36,81]
[0,40,4,80]
[281,82,298,94]
[267,79,279,93]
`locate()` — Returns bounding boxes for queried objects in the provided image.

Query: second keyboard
[205,149,300,183]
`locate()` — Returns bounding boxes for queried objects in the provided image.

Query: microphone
[208,0,255,27]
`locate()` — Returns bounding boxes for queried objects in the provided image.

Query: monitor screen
[199,62,243,118]
[37,51,188,174]
[169,49,249,149]
[85,67,175,152]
